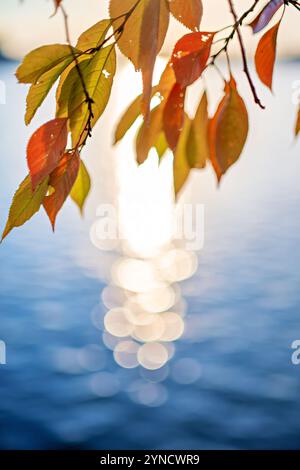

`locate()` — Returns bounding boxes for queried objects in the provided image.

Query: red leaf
[163,83,186,151]
[43,150,80,230]
[172,32,214,88]
[27,118,68,190]
[249,0,284,33]
[255,21,280,91]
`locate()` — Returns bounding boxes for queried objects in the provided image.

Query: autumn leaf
[249,0,284,33]
[43,150,80,229]
[136,105,164,164]
[25,55,75,125]
[187,91,209,169]
[109,0,169,71]
[173,115,192,196]
[113,63,176,149]
[255,21,281,91]
[163,83,186,151]
[76,20,111,51]
[2,175,49,241]
[172,32,214,88]
[168,0,203,31]
[154,132,168,160]
[113,87,158,145]
[70,160,91,214]
[209,77,249,182]
[16,45,76,84]
[27,118,68,190]
[58,45,116,146]
[139,0,162,117]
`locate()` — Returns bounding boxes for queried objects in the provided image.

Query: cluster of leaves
[2,0,300,240]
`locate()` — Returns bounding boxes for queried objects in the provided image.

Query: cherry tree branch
[227,0,265,109]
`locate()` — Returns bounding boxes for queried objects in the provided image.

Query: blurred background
[0,0,300,450]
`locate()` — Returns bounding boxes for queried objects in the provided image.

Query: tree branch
[227,0,265,109]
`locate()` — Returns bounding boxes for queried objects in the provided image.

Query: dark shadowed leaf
[249,0,284,33]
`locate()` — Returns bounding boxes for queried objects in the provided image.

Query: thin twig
[227,0,265,109]
[60,4,94,145]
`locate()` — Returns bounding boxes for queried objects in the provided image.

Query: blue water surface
[0,60,300,450]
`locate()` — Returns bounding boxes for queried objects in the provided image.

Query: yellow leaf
[173,116,192,196]
[70,160,91,214]
[25,55,75,125]
[2,175,49,240]
[109,0,169,70]
[136,105,164,164]
[58,45,116,146]
[16,44,76,84]
[187,92,209,168]
[154,131,168,160]
[113,86,158,144]
[76,19,111,51]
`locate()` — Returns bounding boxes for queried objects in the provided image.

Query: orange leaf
[163,83,186,151]
[43,150,80,230]
[209,77,249,183]
[139,0,161,118]
[172,32,214,88]
[109,0,169,71]
[255,21,281,91]
[168,0,203,31]
[136,105,163,164]
[27,118,68,190]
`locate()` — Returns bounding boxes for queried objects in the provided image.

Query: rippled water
[0,60,300,449]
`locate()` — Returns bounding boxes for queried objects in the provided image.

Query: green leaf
[76,19,111,51]
[25,55,75,125]
[2,175,49,240]
[16,44,77,84]
[58,45,116,146]
[70,160,91,214]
